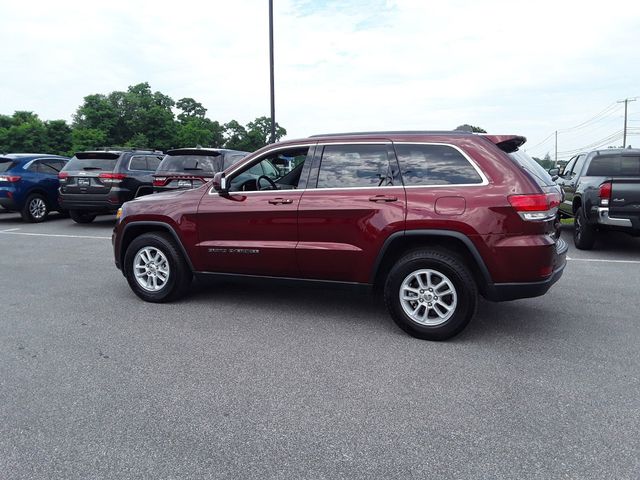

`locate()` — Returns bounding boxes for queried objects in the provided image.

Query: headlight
[116,207,123,222]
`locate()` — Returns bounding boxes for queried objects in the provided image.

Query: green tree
[176,98,207,123]
[176,118,224,147]
[125,133,150,149]
[454,124,487,133]
[45,120,73,155]
[224,117,286,151]
[1,112,48,152]
[71,128,107,153]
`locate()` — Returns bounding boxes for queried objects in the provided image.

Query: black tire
[69,210,97,224]
[574,206,596,250]
[384,248,477,341]
[21,193,49,223]
[124,232,193,302]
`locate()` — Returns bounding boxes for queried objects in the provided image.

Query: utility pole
[269,0,276,144]
[617,97,637,148]
[554,130,558,167]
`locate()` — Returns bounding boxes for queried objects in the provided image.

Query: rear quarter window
[395,144,483,186]
[508,150,555,187]
[0,159,16,172]
[587,155,640,176]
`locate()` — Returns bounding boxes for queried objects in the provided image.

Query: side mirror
[548,168,559,177]
[212,172,228,193]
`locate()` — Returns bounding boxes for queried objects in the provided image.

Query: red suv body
[112,131,567,340]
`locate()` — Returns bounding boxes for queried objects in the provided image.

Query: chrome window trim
[393,141,489,187]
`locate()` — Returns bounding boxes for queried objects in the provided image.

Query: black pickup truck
[553,148,640,249]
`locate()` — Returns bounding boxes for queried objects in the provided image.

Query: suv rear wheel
[69,210,97,224]
[124,232,192,302]
[384,248,477,341]
[21,193,49,223]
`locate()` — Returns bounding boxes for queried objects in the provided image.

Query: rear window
[157,155,223,173]
[508,150,555,187]
[223,154,248,170]
[586,155,640,176]
[0,159,16,173]
[64,155,119,172]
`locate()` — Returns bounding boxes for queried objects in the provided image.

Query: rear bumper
[593,207,640,233]
[484,237,568,302]
[59,192,124,212]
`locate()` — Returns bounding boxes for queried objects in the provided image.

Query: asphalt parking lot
[1,210,639,480]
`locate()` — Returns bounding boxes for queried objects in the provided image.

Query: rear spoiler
[482,135,526,153]
[166,148,221,157]
[75,152,120,159]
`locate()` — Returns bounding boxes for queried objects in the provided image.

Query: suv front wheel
[124,232,193,302]
[384,248,477,341]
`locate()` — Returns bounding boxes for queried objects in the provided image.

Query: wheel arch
[371,230,493,297]
[572,195,582,214]
[120,221,194,273]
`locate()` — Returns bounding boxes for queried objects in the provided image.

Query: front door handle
[268,198,293,205]
[369,195,398,203]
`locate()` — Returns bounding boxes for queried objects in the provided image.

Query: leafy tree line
[0,82,286,156]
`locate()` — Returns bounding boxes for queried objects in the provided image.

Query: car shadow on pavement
[188,276,399,334]
[183,276,563,342]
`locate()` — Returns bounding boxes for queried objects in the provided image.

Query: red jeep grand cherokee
[112,131,567,340]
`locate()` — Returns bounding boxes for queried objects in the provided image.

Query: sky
[1,0,639,161]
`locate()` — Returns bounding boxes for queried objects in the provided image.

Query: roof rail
[309,130,467,138]
[95,146,163,154]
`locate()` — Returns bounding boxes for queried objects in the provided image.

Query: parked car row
[0,146,250,223]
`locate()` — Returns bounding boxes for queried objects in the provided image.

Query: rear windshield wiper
[183,167,203,171]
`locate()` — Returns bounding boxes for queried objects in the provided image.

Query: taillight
[58,172,69,179]
[99,172,127,183]
[153,177,167,187]
[598,181,612,206]
[508,193,561,221]
[0,175,21,183]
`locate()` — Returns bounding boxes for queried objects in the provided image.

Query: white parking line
[0,230,110,240]
[567,256,640,265]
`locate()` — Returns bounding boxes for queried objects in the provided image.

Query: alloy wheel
[133,247,171,292]
[399,269,458,326]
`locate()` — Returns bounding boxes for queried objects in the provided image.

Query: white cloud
[1,0,639,156]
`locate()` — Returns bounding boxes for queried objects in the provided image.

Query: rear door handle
[268,198,294,205]
[369,195,398,203]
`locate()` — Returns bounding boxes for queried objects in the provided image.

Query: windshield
[64,156,118,172]
[586,155,640,176]
[508,150,555,187]
[157,155,223,173]
[0,159,16,173]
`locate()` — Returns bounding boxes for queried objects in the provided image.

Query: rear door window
[316,144,394,188]
[396,144,483,186]
[587,155,640,176]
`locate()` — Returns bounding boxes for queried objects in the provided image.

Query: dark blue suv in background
[0,154,70,222]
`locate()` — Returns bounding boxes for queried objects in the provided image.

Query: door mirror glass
[212,172,227,192]
[548,168,559,177]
